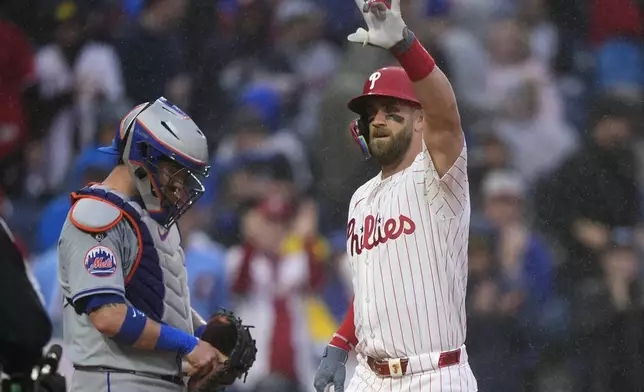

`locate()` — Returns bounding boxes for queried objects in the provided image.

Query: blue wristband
[112,306,147,345]
[155,324,199,356]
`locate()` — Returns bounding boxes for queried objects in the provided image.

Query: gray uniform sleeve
[58,198,134,306]
[59,223,126,305]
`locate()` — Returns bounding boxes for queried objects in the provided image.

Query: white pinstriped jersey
[347,142,470,359]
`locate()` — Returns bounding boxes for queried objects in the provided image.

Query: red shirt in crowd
[590,0,644,45]
[0,20,35,159]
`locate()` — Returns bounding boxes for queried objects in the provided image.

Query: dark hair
[587,94,640,131]
[235,152,294,183]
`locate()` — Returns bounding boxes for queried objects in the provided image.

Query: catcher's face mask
[135,148,209,229]
[117,97,210,229]
[157,158,207,219]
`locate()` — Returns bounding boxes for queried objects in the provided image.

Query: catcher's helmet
[347,66,420,158]
[98,97,210,228]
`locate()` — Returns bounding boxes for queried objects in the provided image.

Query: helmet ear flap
[350,117,371,159]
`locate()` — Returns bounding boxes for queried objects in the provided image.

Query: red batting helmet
[347,66,420,115]
[347,67,420,159]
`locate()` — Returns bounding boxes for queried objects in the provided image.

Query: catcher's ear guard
[350,117,371,159]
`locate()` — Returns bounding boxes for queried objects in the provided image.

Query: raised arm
[348,0,464,177]
[395,37,464,176]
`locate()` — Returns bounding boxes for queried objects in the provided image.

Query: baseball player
[57,97,225,392]
[314,1,478,391]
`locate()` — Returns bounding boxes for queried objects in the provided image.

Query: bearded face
[364,98,417,166]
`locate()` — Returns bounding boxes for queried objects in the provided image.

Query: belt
[366,347,462,377]
[74,365,184,386]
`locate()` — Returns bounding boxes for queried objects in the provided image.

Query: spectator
[180,206,230,319]
[573,233,644,391]
[283,195,335,357]
[317,0,361,46]
[0,14,35,197]
[192,0,291,136]
[468,133,512,210]
[273,0,341,141]
[419,6,487,129]
[465,233,529,391]
[226,196,323,390]
[214,86,313,191]
[317,230,353,324]
[212,151,299,247]
[116,0,190,106]
[535,95,641,288]
[450,0,516,39]
[590,0,644,96]
[313,37,390,229]
[485,18,577,184]
[33,0,124,194]
[516,0,559,66]
[65,99,130,190]
[479,170,554,310]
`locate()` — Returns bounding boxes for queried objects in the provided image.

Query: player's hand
[183,339,227,376]
[314,345,348,392]
[348,0,407,49]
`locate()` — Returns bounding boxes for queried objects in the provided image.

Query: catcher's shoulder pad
[70,198,123,233]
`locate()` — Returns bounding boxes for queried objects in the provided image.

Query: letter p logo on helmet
[369,71,382,90]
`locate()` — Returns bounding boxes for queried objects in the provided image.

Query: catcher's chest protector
[71,187,193,334]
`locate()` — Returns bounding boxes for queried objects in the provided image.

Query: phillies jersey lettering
[347,214,416,256]
[347,142,470,359]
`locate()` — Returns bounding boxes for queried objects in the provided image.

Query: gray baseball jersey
[58,185,194,379]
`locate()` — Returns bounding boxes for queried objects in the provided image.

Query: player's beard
[368,124,413,167]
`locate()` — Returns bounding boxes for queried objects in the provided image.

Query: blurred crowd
[2,0,644,391]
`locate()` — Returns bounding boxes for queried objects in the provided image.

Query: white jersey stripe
[380,244,399,357]
[404,188,431,357]
[410,180,437,353]
[436,222,455,348]
[392,205,420,354]
[374,189,389,358]
[425,197,449,352]
[386,243,409,354]
[417,174,444,352]
[397,194,424,356]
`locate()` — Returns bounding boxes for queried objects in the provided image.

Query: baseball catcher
[57,97,256,392]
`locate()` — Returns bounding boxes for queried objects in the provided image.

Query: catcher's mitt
[187,310,257,392]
